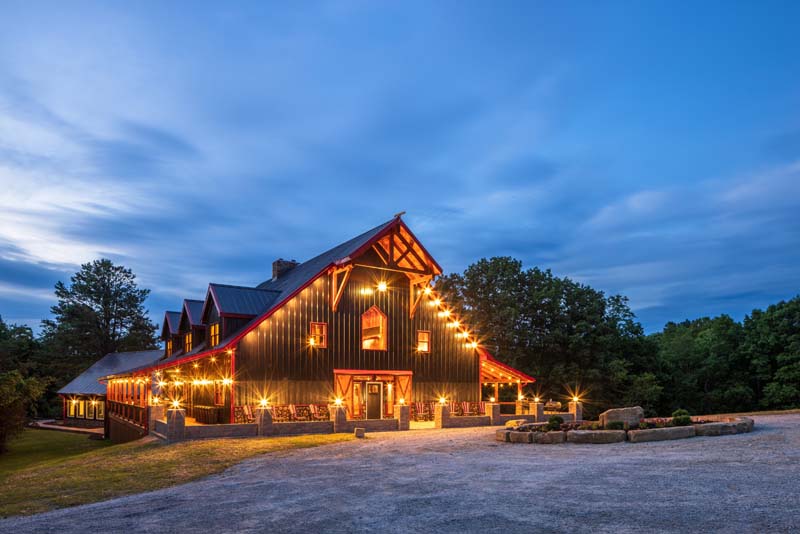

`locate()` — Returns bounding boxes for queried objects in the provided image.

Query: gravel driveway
[2,414,799,533]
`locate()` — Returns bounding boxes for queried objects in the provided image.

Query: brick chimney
[272,258,299,280]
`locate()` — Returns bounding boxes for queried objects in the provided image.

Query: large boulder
[532,431,565,444]
[628,426,695,443]
[599,407,644,428]
[509,431,533,443]
[495,429,511,442]
[567,430,626,444]
[505,419,528,429]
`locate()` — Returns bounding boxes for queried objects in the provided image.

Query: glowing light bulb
[490,396,496,403]
[377,281,388,292]
[259,398,268,407]
[171,400,180,409]
[573,396,580,403]
[308,337,316,346]
[158,381,167,388]
[423,287,432,295]
[439,397,446,404]
[334,397,343,407]
[469,341,479,349]
[534,396,540,403]
[222,378,232,386]
[430,298,441,307]
[399,398,405,405]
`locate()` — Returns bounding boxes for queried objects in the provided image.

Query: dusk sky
[1,1,799,333]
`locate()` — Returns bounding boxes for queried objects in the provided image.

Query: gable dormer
[179,299,206,354]
[161,311,181,357]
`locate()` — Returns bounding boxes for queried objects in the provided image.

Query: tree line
[438,257,800,418]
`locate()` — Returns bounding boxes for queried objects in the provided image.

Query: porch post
[569,401,583,422]
[395,404,410,431]
[256,406,273,436]
[166,408,186,442]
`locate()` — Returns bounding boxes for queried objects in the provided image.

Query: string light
[171,400,181,409]
[423,287,432,295]
[222,378,233,386]
[429,298,441,307]
[447,320,460,329]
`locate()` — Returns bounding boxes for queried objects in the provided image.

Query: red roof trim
[333,369,413,376]
[479,348,536,383]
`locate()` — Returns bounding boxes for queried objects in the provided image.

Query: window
[362,305,387,350]
[68,400,76,418]
[166,338,173,356]
[184,332,193,353]
[209,323,220,346]
[417,330,430,353]
[77,400,86,418]
[87,400,95,419]
[214,381,225,406]
[95,400,105,420]
[310,322,327,348]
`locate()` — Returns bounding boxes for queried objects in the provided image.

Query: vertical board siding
[235,263,480,405]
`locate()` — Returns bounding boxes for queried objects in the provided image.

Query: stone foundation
[567,430,627,444]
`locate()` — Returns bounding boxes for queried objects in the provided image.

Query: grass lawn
[0,429,113,475]
[0,429,353,518]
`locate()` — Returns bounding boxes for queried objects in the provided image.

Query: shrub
[639,422,649,430]
[546,415,564,431]
[671,409,692,427]
[605,421,625,431]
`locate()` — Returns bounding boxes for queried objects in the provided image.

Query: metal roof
[161,311,181,338]
[208,284,281,317]
[183,299,205,326]
[57,350,162,395]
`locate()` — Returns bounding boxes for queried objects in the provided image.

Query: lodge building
[81,215,533,441]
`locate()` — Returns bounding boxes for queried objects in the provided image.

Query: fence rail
[108,400,148,430]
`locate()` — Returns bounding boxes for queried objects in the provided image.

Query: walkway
[30,420,103,436]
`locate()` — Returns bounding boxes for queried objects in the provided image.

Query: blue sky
[0,1,798,333]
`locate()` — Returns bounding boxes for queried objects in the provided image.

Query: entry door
[366,382,383,420]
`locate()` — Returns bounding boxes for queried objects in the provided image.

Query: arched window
[362,305,387,350]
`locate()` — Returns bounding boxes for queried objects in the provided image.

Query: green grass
[0,429,112,476]
[0,429,354,518]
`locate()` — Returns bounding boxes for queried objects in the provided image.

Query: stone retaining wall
[567,430,627,444]
[270,421,335,436]
[184,423,258,439]
[628,425,695,443]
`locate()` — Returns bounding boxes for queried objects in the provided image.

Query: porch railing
[108,400,148,430]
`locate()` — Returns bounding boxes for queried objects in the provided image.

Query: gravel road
[2,414,799,533]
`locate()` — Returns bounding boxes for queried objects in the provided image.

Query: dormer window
[362,306,387,350]
[209,323,220,346]
[184,332,193,353]
[166,339,173,356]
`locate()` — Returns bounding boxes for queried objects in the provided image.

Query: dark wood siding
[235,262,480,405]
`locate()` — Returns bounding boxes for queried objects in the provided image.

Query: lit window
[417,330,430,353]
[68,400,76,418]
[209,323,220,346]
[362,305,387,350]
[95,400,105,420]
[77,400,86,418]
[166,339,173,356]
[310,322,327,348]
[184,332,193,353]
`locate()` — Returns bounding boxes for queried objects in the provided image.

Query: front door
[366,382,383,419]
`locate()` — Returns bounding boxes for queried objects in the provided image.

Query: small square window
[184,332,193,353]
[417,330,430,353]
[166,339,173,356]
[310,322,327,348]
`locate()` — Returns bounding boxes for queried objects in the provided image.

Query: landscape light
[573,396,580,403]
[259,398,268,407]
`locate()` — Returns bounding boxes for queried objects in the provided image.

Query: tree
[0,316,40,375]
[437,257,659,417]
[39,259,158,388]
[0,371,46,453]
[742,296,800,409]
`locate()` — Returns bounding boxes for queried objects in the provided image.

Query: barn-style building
[101,215,533,439]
